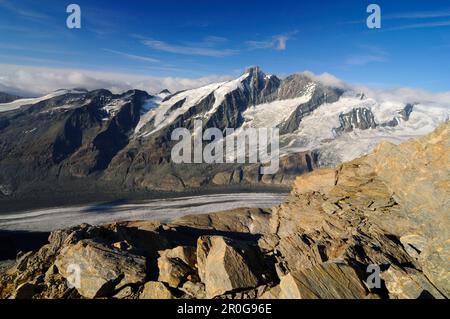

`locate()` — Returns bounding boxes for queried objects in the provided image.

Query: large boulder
[196,236,265,298]
[157,246,197,288]
[212,172,232,185]
[55,239,147,298]
[381,265,445,299]
[267,122,450,299]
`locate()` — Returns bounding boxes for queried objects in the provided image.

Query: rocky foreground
[0,122,448,299]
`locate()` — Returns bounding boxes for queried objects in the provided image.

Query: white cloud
[383,20,450,31]
[302,71,348,89]
[275,36,288,50]
[346,54,387,66]
[200,36,229,46]
[245,40,274,50]
[346,45,389,66]
[357,86,450,105]
[301,70,450,107]
[102,49,160,63]
[141,38,238,57]
[0,0,50,20]
[246,33,295,51]
[384,9,450,20]
[0,64,233,96]
[1,64,449,111]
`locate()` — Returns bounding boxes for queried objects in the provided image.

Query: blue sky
[1,0,450,94]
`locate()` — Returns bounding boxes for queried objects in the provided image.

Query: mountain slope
[0,89,87,113]
[0,89,151,197]
[0,67,448,200]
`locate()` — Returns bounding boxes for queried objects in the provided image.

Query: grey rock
[279,263,367,299]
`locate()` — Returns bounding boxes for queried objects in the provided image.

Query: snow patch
[0,89,85,113]
[242,83,315,128]
[205,72,249,118]
[136,82,226,136]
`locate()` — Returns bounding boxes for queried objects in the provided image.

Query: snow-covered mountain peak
[133,67,345,137]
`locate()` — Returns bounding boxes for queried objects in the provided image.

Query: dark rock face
[0,89,151,193]
[277,74,313,100]
[0,92,22,104]
[333,104,415,135]
[401,103,414,120]
[380,103,415,128]
[240,67,281,105]
[333,107,377,135]
[158,89,171,95]
[279,85,344,134]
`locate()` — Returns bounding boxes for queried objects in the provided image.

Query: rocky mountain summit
[1,121,448,299]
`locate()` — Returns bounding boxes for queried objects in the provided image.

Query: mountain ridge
[0,92,22,104]
[0,67,448,201]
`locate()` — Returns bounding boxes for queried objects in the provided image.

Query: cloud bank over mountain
[303,70,450,105]
[0,64,233,96]
[1,64,450,109]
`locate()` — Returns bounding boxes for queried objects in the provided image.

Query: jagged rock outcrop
[333,107,377,134]
[0,122,448,299]
[266,121,449,299]
[333,104,416,136]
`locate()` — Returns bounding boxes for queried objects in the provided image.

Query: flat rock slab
[55,239,147,298]
[279,263,367,299]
